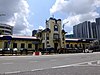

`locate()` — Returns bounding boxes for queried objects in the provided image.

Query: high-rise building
[96,17,100,40]
[66,34,74,38]
[91,22,97,38]
[73,17,100,40]
[73,21,92,38]
[0,23,13,35]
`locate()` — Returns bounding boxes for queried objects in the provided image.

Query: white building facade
[0,23,13,35]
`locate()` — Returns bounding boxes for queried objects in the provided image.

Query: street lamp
[62,21,69,30]
[62,21,69,50]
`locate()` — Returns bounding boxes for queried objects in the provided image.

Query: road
[0,52,100,75]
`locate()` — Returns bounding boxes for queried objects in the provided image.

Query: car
[3,48,12,54]
[13,48,18,51]
[19,48,28,55]
[85,49,93,53]
[12,48,19,55]
[0,48,3,54]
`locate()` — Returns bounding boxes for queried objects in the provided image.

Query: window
[47,34,49,40]
[21,43,25,48]
[28,44,32,48]
[54,25,58,31]
[13,43,17,48]
[46,34,49,40]
[62,37,64,40]
[47,41,49,44]
[74,44,77,48]
[70,44,73,48]
[66,44,69,48]
[54,34,59,39]
[79,44,81,48]
[47,45,50,47]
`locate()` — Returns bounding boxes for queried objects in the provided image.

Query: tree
[0,30,4,35]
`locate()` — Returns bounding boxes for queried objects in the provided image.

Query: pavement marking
[29,61,39,63]
[30,60,100,72]
[31,68,45,72]
[97,61,100,64]
[50,59,57,61]
[2,62,13,65]
[88,62,92,65]
[4,71,21,74]
[1,60,100,74]
[52,60,100,69]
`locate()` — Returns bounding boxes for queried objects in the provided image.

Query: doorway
[35,44,38,50]
[54,43,58,50]
[4,42,9,48]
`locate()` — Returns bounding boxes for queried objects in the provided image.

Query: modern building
[96,17,100,40]
[73,17,100,40]
[91,22,97,38]
[0,23,13,35]
[66,34,74,38]
[73,21,94,39]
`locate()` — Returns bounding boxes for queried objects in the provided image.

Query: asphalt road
[0,52,100,75]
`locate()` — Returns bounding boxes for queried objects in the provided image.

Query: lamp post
[62,21,69,49]
[63,21,69,30]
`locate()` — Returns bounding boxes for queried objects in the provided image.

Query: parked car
[44,47,54,53]
[13,48,19,55]
[0,48,3,54]
[85,49,93,53]
[19,48,28,55]
[3,48,12,54]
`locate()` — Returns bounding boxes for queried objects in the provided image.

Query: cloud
[0,0,32,35]
[67,31,73,35]
[50,0,100,34]
[39,26,45,30]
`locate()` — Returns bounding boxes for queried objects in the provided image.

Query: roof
[65,38,79,41]
[12,35,37,39]
[65,38,96,43]
[0,35,38,40]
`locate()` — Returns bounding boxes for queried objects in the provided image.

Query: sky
[0,0,100,36]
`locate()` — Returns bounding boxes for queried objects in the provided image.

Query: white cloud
[39,26,45,30]
[63,15,80,27]
[50,0,100,15]
[50,0,100,34]
[67,31,73,35]
[0,0,32,35]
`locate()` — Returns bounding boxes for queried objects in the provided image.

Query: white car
[0,49,2,51]
[85,49,93,53]
[13,48,18,51]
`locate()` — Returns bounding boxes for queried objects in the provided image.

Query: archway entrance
[54,43,58,53]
